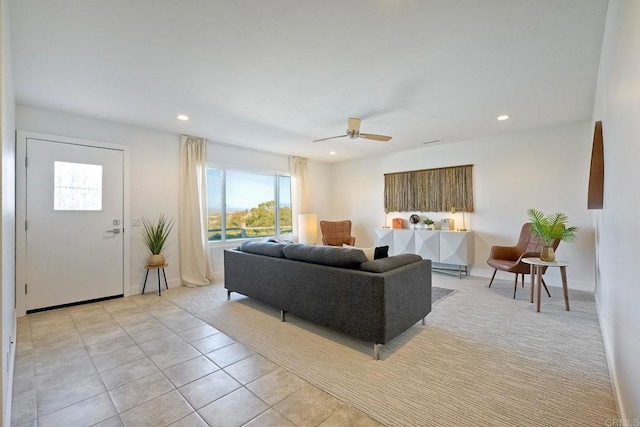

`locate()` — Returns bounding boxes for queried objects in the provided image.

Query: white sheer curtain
[179,135,214,286]
[289,156,309,242]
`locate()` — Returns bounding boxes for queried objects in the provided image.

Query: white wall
[16,106,335,288]
[0,0,16,423]
[591,0,640,420]
[16,105,181,296]
[330,121,596,291]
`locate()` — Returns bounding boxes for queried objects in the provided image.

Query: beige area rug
[163,274,618,427]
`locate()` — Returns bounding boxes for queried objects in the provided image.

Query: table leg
[142,268,149,294]
[536,265,542,312]
[161,268,169,289]
[157,269,161,296]
[530,264,535,303]
[560,266,570,311]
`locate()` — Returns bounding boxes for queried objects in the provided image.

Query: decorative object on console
[298,213,318,244]
[141,214,174,267]
[409,214,421,229]
[526,209,578,262]
[441,218,454,230]
[392,218,404,229]
[451,207,467,231]
[423,217,434,230]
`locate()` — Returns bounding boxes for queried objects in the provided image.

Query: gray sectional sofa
[224,241,432,359]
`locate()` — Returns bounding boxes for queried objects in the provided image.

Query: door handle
[106,228,121,234]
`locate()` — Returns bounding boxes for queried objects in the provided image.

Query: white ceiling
[9,0,609,162]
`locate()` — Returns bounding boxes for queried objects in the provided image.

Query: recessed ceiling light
[329,151,336,155]
[497,115,510,121]
[176,115,190,121]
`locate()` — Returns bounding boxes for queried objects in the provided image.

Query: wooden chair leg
[513,274,518,299]
[488,269,497,287]
[541,278,552,298]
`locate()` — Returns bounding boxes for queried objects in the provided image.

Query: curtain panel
[289,156,309,242]
[384,164,474,213]
[179,135,215,286]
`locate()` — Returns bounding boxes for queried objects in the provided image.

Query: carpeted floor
[163,274,618,427]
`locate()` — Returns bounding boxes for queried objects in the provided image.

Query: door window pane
[53,161,102,211]
[226,171,275,240]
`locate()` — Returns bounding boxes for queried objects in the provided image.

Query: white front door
[25,137,125,311]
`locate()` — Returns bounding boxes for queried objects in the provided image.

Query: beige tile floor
[11,293,382,427]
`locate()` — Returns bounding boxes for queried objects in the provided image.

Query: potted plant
[423,217,434,230]
[526,209,578,262]
[141,214,175,266]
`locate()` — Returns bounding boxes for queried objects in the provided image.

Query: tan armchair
[320,220,356,246]
[487,223,559,299]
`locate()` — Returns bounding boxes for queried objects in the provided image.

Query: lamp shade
[298,214,318,244]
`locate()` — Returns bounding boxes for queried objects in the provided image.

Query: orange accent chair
[320,220,356,246]
[487,223,560,299]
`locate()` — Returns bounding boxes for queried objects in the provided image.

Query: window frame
[206,165,291,243]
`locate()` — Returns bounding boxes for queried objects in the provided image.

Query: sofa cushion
[239,241,286,258]
[360,254,422,273]
[283,244,368,269]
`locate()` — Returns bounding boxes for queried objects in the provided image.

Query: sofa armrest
[361,254,422,273]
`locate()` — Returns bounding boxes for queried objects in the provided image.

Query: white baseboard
[595,293,627,421]
[471,266,594,292]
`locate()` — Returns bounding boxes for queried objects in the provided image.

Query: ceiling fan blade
[313,135,348,142]
[359,133,392,142]
[347,117,361,132]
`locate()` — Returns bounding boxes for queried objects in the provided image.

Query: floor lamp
[298,214,318,244]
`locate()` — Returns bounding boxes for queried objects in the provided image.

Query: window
[53,161,103,211]
[207,168,291,242]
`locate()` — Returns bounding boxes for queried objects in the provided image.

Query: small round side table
[522,258,570,313]
[142,263,169,296]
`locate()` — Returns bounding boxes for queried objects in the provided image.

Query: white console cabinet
[374,229,474,278]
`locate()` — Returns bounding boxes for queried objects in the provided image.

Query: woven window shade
[384,164,474,212]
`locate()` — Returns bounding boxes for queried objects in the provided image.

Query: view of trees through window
[207,169,292,241]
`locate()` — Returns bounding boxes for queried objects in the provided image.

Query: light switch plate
[131,217,142,227]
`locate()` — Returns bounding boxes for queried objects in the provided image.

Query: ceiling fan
[313,117,392,142]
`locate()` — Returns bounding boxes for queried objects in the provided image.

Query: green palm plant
[526,209,578,246]
[141,214,175,255]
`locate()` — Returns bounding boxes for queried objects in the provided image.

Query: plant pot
[148,254,165,267]
[540,246,555,262]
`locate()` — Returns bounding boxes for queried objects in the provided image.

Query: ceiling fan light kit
[314,117,392,143]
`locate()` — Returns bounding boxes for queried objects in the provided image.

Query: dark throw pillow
[374,245,389,260]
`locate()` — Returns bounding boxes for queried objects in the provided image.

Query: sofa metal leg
[226,290,232,301]
[422,317,426,325]
[280,310,287,322]
[374,343,382,360]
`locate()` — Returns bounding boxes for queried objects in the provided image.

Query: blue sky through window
[207,169,290,213]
